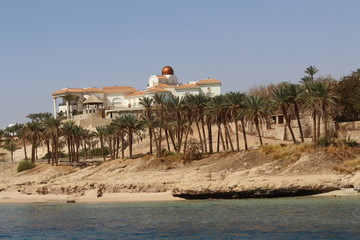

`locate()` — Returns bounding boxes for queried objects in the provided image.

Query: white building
[52,66,222,119]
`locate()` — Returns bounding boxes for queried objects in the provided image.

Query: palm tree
[152,94,166,157]
[24,120,43,163]
[305,81,338,138]
[167,95,185,153]
[186,94,209,153]
[117,114,143,158]
[305,65,319,81]
[62,94,75,119]
[44,117,63,165]
[3,138,20,162]
[139,97,155,154]
[95,125,108,161]
[62,121,76,162]
[285,83,305,142]
[182,96,196,153]
[225,92,246,151]
[243,95,269,146]
[207,95,227,152]
[271,85,297,143]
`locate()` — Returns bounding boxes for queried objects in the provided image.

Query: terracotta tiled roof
[196,79,222,85]
[102,86,139,93]
[175,84,200,89]
[125,91,146,98]
[52,88,83,96]
[145,88,170,93]
[150,84,175,89]
[82,87,103,93]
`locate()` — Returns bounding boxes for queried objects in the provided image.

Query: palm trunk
[195,121,204,153]
[129,129,133,158]
[23,138,28,160]
[149,128,153,154]
[241,118,248,151]
[317,111,321,139]
[121,136,125,159]
[67,138,71,162]
[31,144,36,163]
[46,141,51,164]
[177,112,182,153]
[322,103,328,136]
[116,137,120,159]
[217,126,221,152]
[51,143,55,166]
[55,133,59,166]
[201,115,207,153]
[294,103,304,142]
[208,122,213,154]
[169,130,176,151]
[224,122,234,151]
[165,129,171,152]
[218,123,226,151]
[100,137,106,161]
[182,122,191,154]
[282,106,296,143]
[312,109,317,142]
[234,117,240,151]
[255,118,263,146]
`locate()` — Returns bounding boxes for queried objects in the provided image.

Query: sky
[1,0,360,128]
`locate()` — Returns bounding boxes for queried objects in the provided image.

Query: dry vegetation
[260,143,315,161]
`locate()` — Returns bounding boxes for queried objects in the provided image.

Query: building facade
[52,66,222,119]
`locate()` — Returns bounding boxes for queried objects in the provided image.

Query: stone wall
[337,121,360,141]
[72,114,112,131]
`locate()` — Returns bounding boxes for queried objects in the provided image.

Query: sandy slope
[1,147,360,203]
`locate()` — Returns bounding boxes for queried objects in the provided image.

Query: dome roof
[162,66,174,75]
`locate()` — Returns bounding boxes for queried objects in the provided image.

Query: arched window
[113,98,122,106]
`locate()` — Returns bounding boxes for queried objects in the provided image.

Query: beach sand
[0,191,183,204]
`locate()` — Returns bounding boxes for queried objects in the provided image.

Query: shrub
[318,131,337,147]
[182,139,203,161]
[17,160,36,172]
[344,140,358,147]
[317,136,332,147]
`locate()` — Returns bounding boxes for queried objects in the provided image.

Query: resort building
[52,66,222,119]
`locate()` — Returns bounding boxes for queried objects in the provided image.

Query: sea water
[0,196,359,239]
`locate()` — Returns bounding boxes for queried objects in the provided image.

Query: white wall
[199,84,221,96]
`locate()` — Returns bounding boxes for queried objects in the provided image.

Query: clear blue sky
[1,0,360,128]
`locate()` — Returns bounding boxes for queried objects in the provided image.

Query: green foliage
[42,151,67,159]
[91,147,110,156]
[337,139,359,148]
[345,141,358,147]
[317,136,332,147]
[334,69,360,121]
[17,160,36,172]
[317,131,338,147]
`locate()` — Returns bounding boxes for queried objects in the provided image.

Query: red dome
[162,66,174,75]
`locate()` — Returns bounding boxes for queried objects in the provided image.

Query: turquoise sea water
[0,196,359,239]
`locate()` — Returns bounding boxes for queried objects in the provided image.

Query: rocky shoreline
[1,149,360,202]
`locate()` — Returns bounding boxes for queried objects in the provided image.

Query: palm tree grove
[1,66,360,168]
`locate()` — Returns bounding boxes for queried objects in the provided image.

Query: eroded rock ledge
[172,187,340,200]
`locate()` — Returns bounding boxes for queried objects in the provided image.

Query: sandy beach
[0,191,183,204]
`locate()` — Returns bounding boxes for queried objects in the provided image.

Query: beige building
[52,66,222,119]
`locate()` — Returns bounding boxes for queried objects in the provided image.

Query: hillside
[1,144,360,202]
